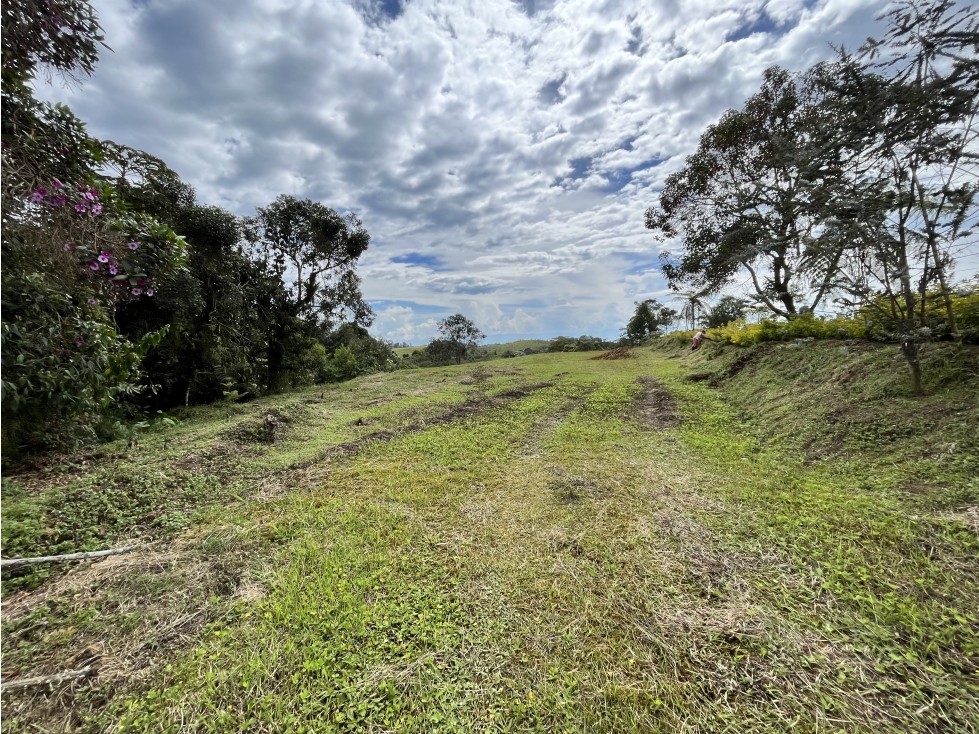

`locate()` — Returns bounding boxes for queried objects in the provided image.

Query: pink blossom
[97,252,110,263]
[89,262,99,271]
[75,203,88,213]
[91,204,103,215]
[52,180,63,189]
[138,278,147,286]
[87,298,96,305]
[63,243,72,251]
[127,242,139,250]
[84,191,95,201]
[132,288,142,296]
[146,289,155,297]
[51,195,66,206]
[30,191,44,203]
[109,265,118,275]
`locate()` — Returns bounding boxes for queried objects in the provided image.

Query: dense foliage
[0,1,380,455]
[624,299,677,344]
[667,286,979,348]
[424,314,485,365]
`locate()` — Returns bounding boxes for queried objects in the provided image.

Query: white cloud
[37,0,897,341]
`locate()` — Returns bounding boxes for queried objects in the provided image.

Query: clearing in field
[2,342,977,733]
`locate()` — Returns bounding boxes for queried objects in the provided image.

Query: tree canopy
[624,300,677,343]
[428,315,485,365]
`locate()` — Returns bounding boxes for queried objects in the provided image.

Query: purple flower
[91,204,103,215]
[51,195,66,206]
[109,265,118,275]
[64,243,72,251]
[52,180,63,189]
[127,242,139,250]
[84,191,95,201]
[131,288,142,296]
[146,289,155,297]
[75,203,88,213]
[97,252,110,263]
[87,298,96,305]
[30,192,44,203]
[89,262,99,271]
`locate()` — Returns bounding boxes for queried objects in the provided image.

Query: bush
[547,335,616,353]
[663,290,979,350]
[1,252,167,454]
[667,314,868,348]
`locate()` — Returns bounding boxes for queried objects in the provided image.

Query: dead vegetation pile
[591,347,634,360]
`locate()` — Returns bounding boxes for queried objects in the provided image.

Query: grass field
[2,341,977,733]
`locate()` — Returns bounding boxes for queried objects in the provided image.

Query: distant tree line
[644,0,978,392]
[1,0,396,454]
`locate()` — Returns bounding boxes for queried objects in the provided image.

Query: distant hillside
[394,339,551,357]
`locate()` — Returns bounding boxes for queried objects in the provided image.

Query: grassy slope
[1,342,977,733]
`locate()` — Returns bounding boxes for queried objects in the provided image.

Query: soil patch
[633,376,682,428]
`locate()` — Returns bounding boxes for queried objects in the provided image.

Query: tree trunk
[900,339,923,396]
[928,233,959,341]
[185,369,196,407]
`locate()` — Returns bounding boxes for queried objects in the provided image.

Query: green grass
[2,342,977,733]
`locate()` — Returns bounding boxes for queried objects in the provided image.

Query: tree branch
[1,546,139,569]
[1,666,95,692]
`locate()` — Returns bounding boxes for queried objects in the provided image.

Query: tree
[646,67,844,318]
[860,0,978,341]
[705,296,749,328]
[624,299,678,343]
[1,0,106,81]
[677,291,710,330]
[246,196,373,390]
[819,0,978,393]
[431,314,485,365]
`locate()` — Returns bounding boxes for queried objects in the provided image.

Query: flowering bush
[1,253,167,452]
[27,180,187,301]
[3,177,186,453]
[668,314,869,347]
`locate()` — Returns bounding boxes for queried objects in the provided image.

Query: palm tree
[677,291,711,330]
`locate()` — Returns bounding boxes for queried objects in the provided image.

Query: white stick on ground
[0,546,138,569]
[1,666,94,692]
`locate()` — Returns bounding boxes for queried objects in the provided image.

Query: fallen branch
[1,666,94,692]
[0,546,138,569]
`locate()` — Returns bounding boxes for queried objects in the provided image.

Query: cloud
[38,0,898,341]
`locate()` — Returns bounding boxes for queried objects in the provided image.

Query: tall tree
[705,296,749,328]
[861,0,979,340]
[429,314,485,365]
[624,299,677,343]
[646,67,844,318]
[246,196,373,390]
[820,0,978,393]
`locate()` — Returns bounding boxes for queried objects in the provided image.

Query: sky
[39,0,907,344]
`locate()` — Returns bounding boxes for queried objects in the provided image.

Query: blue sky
[40,0,902,344]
